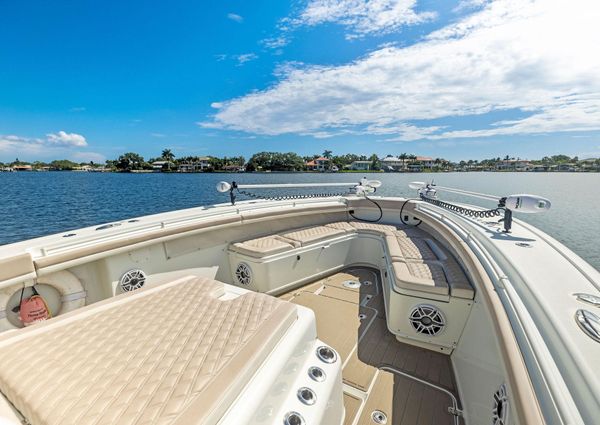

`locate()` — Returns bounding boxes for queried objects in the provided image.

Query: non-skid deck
[280,268,462,425]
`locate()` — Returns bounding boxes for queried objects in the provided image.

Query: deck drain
[363,280,373,286]
[358,313,368,320]
[343,280,361,289]
[371,410,388,424]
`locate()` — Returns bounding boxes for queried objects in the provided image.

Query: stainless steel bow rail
[216,179,382,206]
[408,182,551,233]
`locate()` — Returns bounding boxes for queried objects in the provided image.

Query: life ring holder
[0,270,86,330]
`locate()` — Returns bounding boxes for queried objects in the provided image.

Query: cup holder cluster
[283,345,338,424]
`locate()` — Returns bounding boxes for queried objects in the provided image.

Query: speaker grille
[235,263,252,286]
[119,269,146,292]
[492,384,509,425]
[409,304,445,336]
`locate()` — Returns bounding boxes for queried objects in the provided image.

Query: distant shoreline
[1,169,598,174]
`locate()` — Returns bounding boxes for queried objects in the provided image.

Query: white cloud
[236,53,258,65]
[202,0,600,142]
[46,131,87,147]
[0,135,45,155]
[150,133,166,138]
[260,36,290,49]
[294,0,436,39]
[215,53,259,65]
[1,133,98,162]
[453,0,490,13]
[227,13,244,23]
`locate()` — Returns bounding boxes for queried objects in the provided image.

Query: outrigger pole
[217,178,382,206]
[409,181,551,233]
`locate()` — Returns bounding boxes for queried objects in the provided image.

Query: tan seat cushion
[392,226,428,239]
[443,258,475,299]
[324,221,356,233]
[0,276,296,425]
[392,261,449,296]
[281,225,345,246]
[230,235,299,257]
[348,222,398,236]
[385,236,438,261]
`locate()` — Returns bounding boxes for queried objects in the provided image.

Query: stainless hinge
[448,407,463,417]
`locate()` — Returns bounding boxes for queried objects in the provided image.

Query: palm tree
[161,149,175,170]
[161,149,174,161]
[322,150,333,159]
[399,153,408,170]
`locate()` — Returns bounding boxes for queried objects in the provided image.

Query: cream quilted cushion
[230,235,299,257]
[0,277,296,425]
[281,225,345,246]
[324,221,356,232]
[443,258,474,299]
[392,261,449,296]
[386,236,438,261]
[392,226,428,239]
[348,221,398,236]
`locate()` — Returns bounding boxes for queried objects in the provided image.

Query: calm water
[1,172,598,271]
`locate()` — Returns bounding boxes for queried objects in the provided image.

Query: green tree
[247,152,305,171]
[369,154,381,171]
[116,152,146,171]
[160,149,175,170]
[322,150,333,159]
[161,149,174,161]
[49,159,78,170]
[399,153,408,170]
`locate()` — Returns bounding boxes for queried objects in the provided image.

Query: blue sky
[1,0,599,163]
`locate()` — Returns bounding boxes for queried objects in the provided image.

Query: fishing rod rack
[409,182,551,233]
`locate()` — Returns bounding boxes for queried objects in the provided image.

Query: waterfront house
[579,158,598,171]
[13,165,33,171]
[151,161,174,172]
[349,160,371,171]
[381,156,405,171]
[415,156,435,168]
[178,157,211,173]
[496,159,531,171]
[222,164,245,173]
[557,163,578,172]
[305,157,330,171]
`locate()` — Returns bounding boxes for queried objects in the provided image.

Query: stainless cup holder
[284,411,305,425]
[297,387,317,405]
[308,366,326,382]
[316,345,337,363]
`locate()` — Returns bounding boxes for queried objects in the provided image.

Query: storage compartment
[228,236,353,294]
[383,270,473,353]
